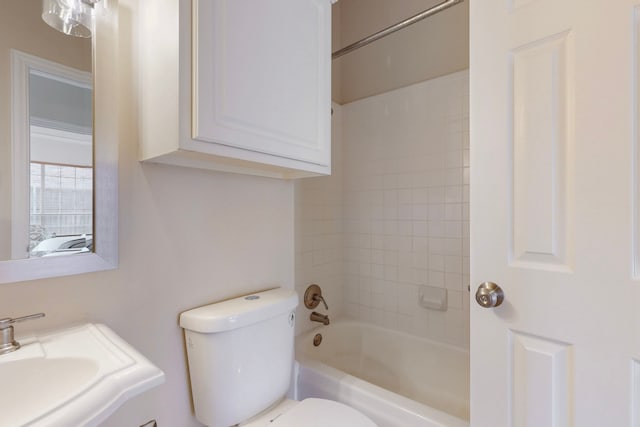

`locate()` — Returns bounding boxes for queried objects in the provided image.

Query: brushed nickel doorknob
[475,282,504,308]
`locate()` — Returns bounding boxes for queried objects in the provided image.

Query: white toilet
[180,287,377,427]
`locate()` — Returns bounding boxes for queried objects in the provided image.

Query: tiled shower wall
[294,103,344,335]
[295,71,469,347]
[342,70,469,348]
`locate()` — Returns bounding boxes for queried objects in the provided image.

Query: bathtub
[294,320,469,427]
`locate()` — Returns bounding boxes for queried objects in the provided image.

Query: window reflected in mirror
[29,163,93,257]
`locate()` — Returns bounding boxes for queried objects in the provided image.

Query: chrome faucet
[310,311,330,325]
[0,313,45,355]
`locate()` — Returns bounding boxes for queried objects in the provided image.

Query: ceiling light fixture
[42,0,102,38]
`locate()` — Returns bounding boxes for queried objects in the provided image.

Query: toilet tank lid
[179,288,298,333]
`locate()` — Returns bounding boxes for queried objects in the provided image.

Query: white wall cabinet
[138,0,334,179]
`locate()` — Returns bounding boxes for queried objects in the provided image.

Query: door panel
[510,331,572,427]
[511,31,572,270]
[471,0,638,426]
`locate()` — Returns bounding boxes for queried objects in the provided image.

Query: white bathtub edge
[296,358,469,427]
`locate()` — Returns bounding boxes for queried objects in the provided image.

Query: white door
[471,0,640,426]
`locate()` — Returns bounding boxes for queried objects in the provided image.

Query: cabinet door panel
[192,0,331,167]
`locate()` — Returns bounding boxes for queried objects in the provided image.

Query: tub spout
[310,312,330,325]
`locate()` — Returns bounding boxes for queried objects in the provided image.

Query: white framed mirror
[0,0,118,284]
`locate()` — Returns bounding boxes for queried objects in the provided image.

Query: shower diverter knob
[304,284,328,310]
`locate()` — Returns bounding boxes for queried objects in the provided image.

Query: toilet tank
[180,288,298,427]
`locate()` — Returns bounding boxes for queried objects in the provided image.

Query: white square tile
[372,249,384,264]
[398,236,412,252]
[445,168,463,186]
[382,174,398,189]
[413,220,429,237]
[426,170,445,187]
[399,189,413,204]
[413,237,428,252]
[372,292,386,309]
[428,221,445,238]
[445,221,462,239]
[445,186,463,203]
[445,150,463,169]
[383,189,398,206]
[430,254,445,271]
[445,203,463,221]
[398,266,413,283]
[371,205,384,219]
[384,250,399,266]
[428,204,445,221]
[398,174,413,188]
[398,220,413,236]
[413,252,428,269]
[360,263,372,277]
[384,265,398,280]
[412,172,429,188]
[412,268,428,285]
[448,290,463,309]
[383,235,400,250]
[429,238,445,254]
[371,263,384,279]
[398,314,414,332]
[413,188,429,204]
[398,251,413,268]
[384,220,399,235]
[429,187,445,204]
[445,255,462,273]
[444,238,462,256]
[445,272,463,290]
[398,204,413,220]
[384,205,398,220]
[428,270,445,287]
[412,204,428,220]
[383,312,399,329]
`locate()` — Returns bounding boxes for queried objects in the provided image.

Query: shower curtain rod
[331,0,464,60]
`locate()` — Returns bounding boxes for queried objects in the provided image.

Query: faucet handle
[304,284,329,310]
[0,313,44,355]
[0,313,45,329]
[313,294,329,310]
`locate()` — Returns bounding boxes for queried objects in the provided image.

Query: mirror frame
[0,1,118,284]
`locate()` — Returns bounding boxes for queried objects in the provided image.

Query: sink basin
[0,324,165,427]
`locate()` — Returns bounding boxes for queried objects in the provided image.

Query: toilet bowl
[241,398,376,427]
[180,288,376,427]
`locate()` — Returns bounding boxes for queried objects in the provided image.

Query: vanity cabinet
[138,0,334,179]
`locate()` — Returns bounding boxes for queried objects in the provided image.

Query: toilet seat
[241,398,377,427]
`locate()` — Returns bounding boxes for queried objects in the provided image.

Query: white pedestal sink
[0,323,165,426]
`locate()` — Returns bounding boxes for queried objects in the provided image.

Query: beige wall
[0,2,295,426]
[0,0,91,259]
[332,0,469,104]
